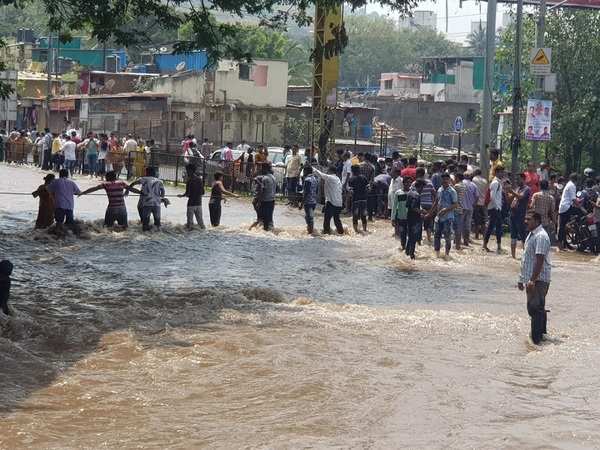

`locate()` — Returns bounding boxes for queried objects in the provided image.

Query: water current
[1,164,600,449]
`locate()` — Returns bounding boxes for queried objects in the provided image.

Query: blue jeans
[406,220,422,258]
[304,203,316,230]
[510,214,527,242]
[485,208,503,245]
[87,154,98,175]
[64,159,77,175]
[434,219,453,253]
[141,205,161,230]
[54,208,74,225]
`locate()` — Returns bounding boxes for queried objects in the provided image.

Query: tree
[340,14,462,86]
[495,9,600,173]
[466,25,486,56]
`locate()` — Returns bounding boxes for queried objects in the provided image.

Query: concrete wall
[152,72,206,104]
[214,59,288,108]
[379,73,421,98]
[367,97,480,149]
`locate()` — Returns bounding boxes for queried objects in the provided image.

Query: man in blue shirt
[47,169,81,229]
[431,172,458,258]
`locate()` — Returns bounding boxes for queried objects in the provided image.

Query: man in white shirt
[285,145,303,206]
[61,135,78,177]
[314,165,345,235]
[557,172,578,250]
[236,140,250,153]
[222,142,234,162]
[518,212,552,344]
[123,134,138,154]
[483,165,505,253]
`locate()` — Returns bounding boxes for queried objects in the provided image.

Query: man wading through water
[518,212,552,345]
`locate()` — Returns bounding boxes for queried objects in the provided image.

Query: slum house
[46,93,169,144]
[151,58,289,146]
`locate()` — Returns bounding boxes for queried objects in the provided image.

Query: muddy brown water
[1,164,599,449]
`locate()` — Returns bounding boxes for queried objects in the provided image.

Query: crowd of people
[0,127,152,179]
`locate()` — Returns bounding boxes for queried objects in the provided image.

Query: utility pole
[46,35,52,128]
[511,0,524,184]
[531,0,547,164]
[479,0,497,179]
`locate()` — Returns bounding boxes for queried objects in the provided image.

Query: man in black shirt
[348,165,369,233]
[179,164,206,230]
[406,179,426,260]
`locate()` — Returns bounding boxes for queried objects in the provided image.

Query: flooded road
[1,164,600,449]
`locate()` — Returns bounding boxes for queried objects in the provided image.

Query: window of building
[193,111,201,121]
[271,114,279,124]
[209,111,216,121]
[255,114,264,123]
[384,79,393,90]
[224,112,232,122]
[239,63,251,80]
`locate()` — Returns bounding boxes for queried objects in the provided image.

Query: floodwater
[1,164,600,449]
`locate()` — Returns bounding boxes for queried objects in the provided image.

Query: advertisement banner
[525,99,552,142]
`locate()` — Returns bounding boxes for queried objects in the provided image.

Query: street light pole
[511,0,525,184]
[531,0,547,164]
[479,0,497,179]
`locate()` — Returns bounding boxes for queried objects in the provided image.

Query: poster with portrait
[525,99,552,141]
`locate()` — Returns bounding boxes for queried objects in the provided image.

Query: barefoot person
[31,173,55,229]
[518,212,552,344]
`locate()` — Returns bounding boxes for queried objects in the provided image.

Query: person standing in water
[431,172,458,258]
[348,164,369,233]
[484,165,505,254]
[32,173,55,229]
[391,177,413,250]
[314,165,345,235]
[208,172,237,227]
[130,167,167,231]
[179,164,206,230]
[78,170,139,229]
[302,165,319,234]
[406,179,426,259]
[47,169,81,230]
[254,162,277,231]
[518,212,552,344]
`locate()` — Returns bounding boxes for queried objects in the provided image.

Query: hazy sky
[366,0,512,43]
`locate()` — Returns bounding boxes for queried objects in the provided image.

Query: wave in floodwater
[2,179,600,448]
[1,283,599,449]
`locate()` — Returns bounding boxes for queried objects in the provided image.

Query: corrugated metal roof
[53,92,169,100]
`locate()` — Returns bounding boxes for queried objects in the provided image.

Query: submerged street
[1,164,600,449]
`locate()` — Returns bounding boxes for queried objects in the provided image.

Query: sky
[366,0,512,43]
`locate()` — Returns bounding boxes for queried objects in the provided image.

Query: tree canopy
[495,9,600,173]
[339,14,462,86]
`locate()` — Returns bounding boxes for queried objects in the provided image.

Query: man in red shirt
[524,161,540,196]
[401,156,418,180]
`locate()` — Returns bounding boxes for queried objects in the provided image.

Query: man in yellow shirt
[489,148,503,181]
[51,133,63,171]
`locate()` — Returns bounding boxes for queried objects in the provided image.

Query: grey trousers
[187,205,205,229]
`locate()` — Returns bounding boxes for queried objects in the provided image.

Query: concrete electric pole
[479,0,497,179]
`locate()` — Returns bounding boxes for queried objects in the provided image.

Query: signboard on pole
[453,116,464,132]
[530,48,552,75]
[525,99,552,141]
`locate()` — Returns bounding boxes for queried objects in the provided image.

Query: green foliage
[496,9,600,172]
[466,25,486,56]
[340,14,462,86]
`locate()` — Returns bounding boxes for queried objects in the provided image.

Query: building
[31,37,128,72]
[77,71,160,95]
[45,92,169,140]
[471,21,486,33]
[399,11,437,30]
[378,73,422,99]
[151,58,289,145]
[420,57,484,104]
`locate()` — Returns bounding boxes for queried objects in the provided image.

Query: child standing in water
[0,260,14,316]
[209,172,237,227]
